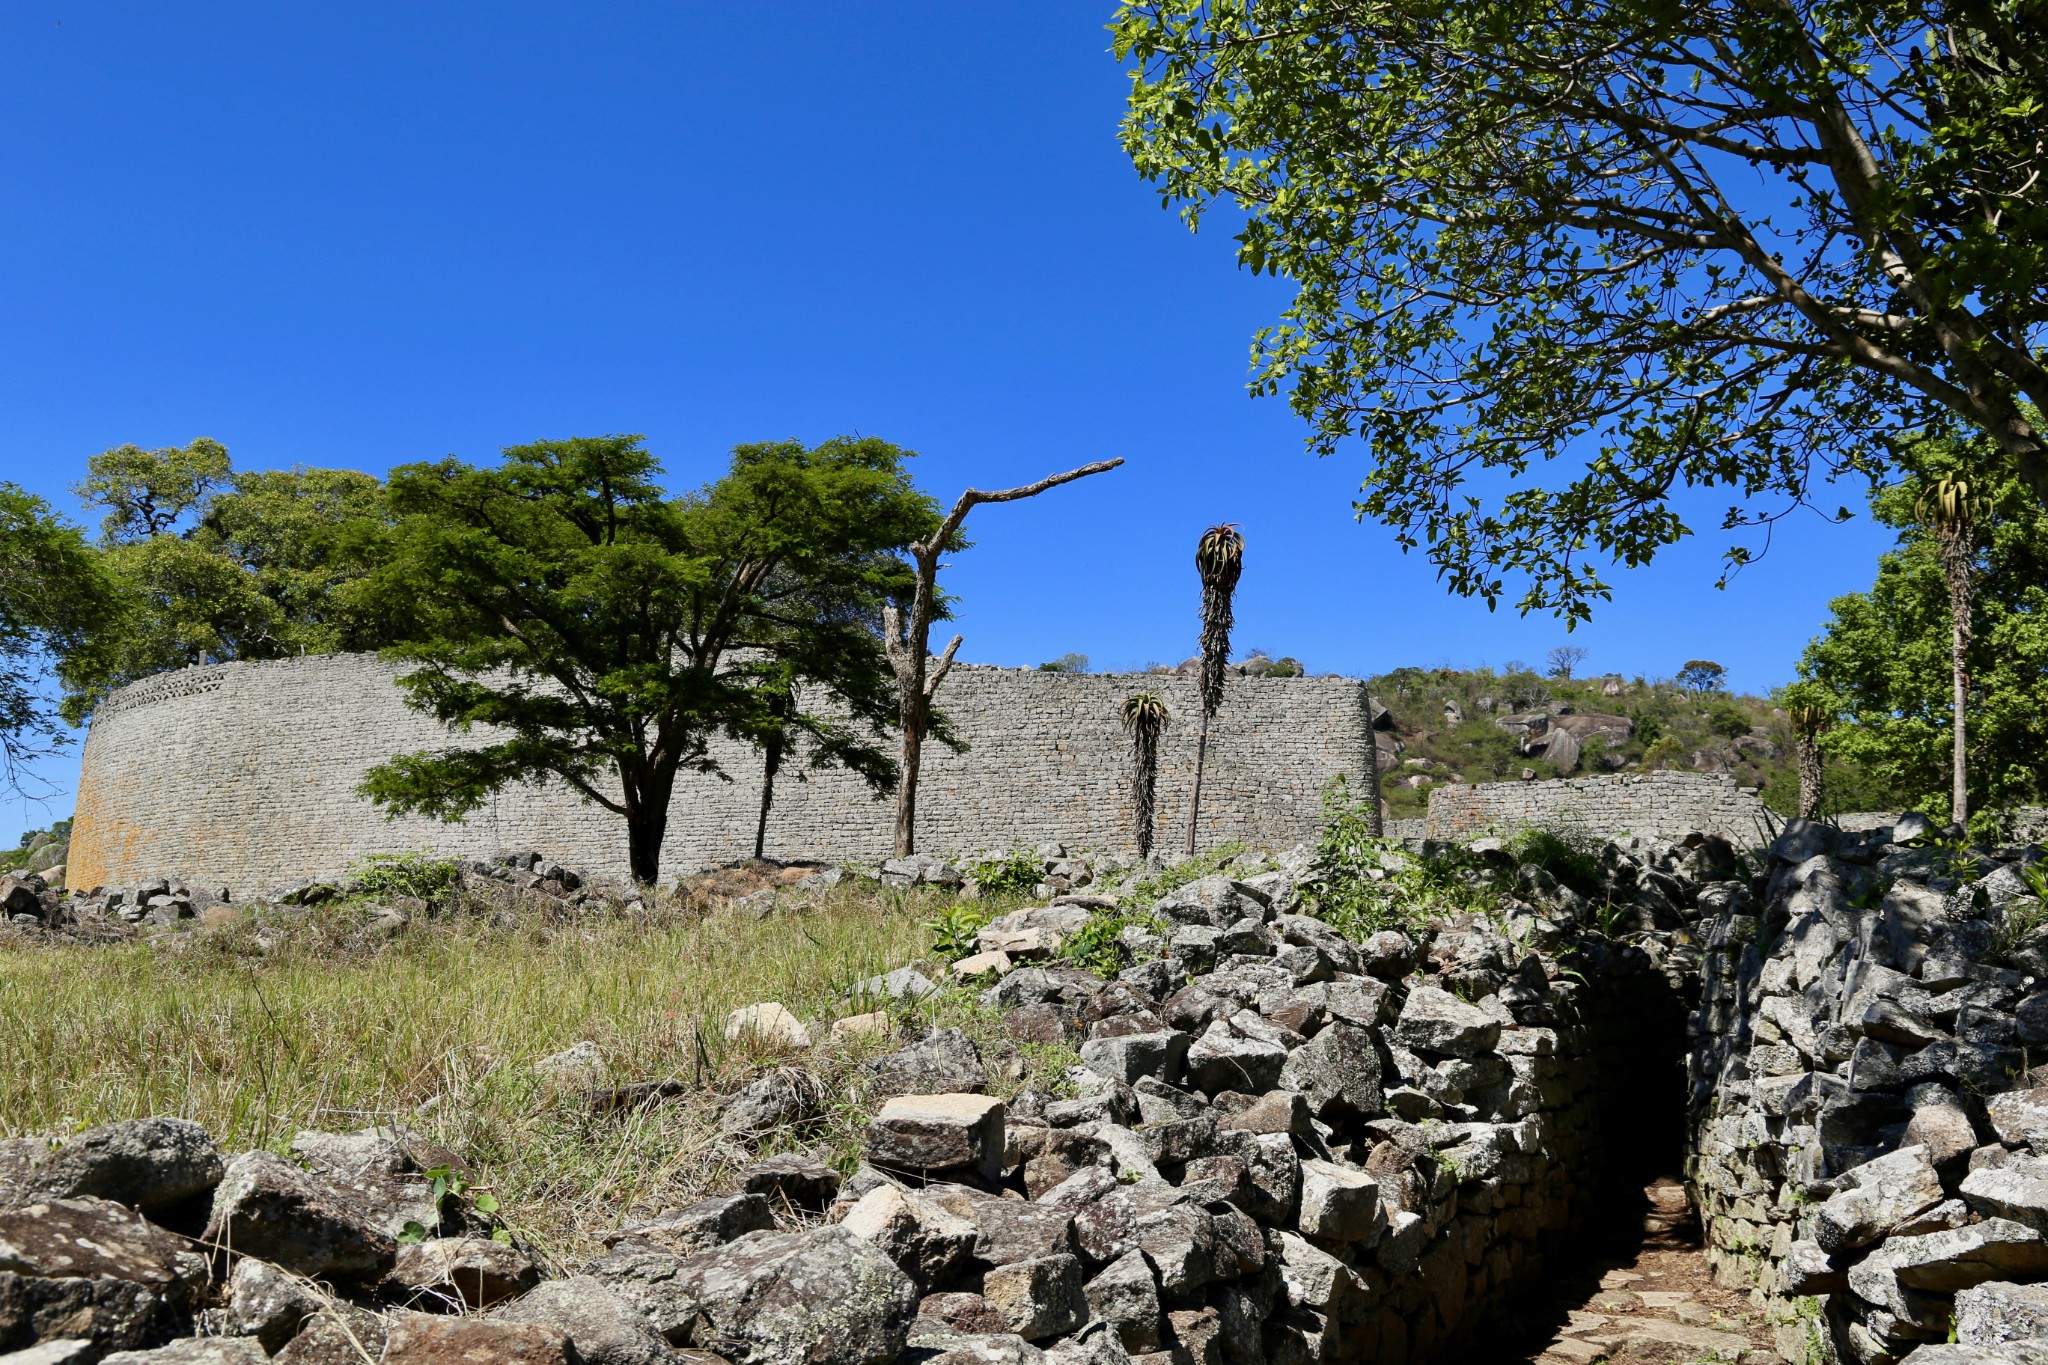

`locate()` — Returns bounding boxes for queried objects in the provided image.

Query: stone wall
[67,655,1375,892]
[1425,771,1780,847]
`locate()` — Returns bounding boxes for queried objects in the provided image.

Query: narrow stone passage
[1496,1177,1784,1365]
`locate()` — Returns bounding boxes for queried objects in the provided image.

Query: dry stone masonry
[1427,770,1779,848]
[68,655,1375,891]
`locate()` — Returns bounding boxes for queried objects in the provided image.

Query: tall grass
[0,888,998,1269]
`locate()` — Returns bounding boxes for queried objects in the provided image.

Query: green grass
[0,882,1059,1272]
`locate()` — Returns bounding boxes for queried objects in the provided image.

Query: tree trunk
[1796,733,1824,820]
[754,732,784,861]
[893,696,923,857]
[625,800,666,886]
[1942,533,1974,829]
[1185,711,1211,857]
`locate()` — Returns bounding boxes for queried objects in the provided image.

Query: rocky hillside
[1364,666,1813,820]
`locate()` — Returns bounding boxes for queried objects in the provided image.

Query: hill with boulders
[1362,665,1818,820]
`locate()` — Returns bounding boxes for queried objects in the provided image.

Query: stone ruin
[8,818,2048,1363]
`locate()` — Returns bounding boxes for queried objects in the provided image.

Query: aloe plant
[1186,524,1243,855]
[1121,692,1171,858]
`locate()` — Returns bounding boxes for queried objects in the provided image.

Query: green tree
[358,435,935,883]
[1677,661,1727,696]
[0,486,106,783]
[1803,459,2048,820]
[60,443,390,720]
[1115,2,2048,620]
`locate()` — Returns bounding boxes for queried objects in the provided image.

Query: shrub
[1705,699,1752,738]
[968,851,1042,897]
[351,851,462,902]
[925,904,989,960]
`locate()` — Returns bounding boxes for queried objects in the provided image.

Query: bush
[351,851,462,902]
[967,850,1042,897]
[1705,699,1752,738]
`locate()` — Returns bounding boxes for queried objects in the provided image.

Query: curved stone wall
[68,655,1375,892]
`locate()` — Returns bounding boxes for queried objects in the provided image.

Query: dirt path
[1496,1177,1786,1365]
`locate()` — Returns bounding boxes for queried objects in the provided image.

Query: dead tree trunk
[882,458,1124,856]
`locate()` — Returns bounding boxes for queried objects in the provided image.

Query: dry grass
[0,883,1067,1270]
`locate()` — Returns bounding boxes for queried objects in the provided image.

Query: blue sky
[0,3,1896,834]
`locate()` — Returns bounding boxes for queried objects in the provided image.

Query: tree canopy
[1115,0,2048,620]
[60,440,390,721]
[0,486,105,785]
[1802,446,2048,822]
[358,434,937,882]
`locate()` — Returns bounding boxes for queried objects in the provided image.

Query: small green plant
[396,1164,499,1244]
[1061,907,1167,978]
[1504,824,1605,899]
[967,851,1042,898]
[1993,888,2048,964]
[351,851,462,902]
[925,904,989,961]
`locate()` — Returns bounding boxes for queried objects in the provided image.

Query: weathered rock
[0,1197,209,1356]
[1855,1219,2048,1298]
[1183,1019,1288,1096]
[271,1306,390,1365]
[919,1187,1079,1269]
[100,1341,268,1364]
[607,1193,775,1257]
[389,1235,540,1309]
[1135,1206,1217,1301]
[1813,1146,1945,1251]
[665,1226,918,1365]
[739,1154,842,1211]
[381,1314,574,1364]
[867,1095,1006,1182]
[1078,1034,1188,1088]
[1989,1088,2048,1152]
[725,1003,813,1051]
[982,1255,1086,1341]
[1955,1281,2048,1347]
[490,1275,676,1365]
[850,967,939,1005]
[1962,1155,2048,1234]
[1271,1231,1365,1319]
[1082,1250,1162,1353]
[226,1256,322,1353]
[1296,1161,1382,1245]
[1393,987,1501,1059]
[202,1150,395,1281]
[1152,879,1270,931]
[870,1031,987,1101]
[1278,1022,1383,1121]
[720,1072,823,1138]
[0,1119,223,1216]
[1218,1091,1313,1139]
[838,1184,978,1291]
[914,1291,1008,1337]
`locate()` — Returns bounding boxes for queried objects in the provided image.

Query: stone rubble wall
[1687,819,2048,1364]
[67,655,1375,892]
[1426,771,1780,848]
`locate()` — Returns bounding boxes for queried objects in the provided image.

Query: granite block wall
[67,655,1376,892]
[1424,771,1779,848]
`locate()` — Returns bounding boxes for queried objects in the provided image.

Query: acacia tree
[361,435,934,883]
[1121,692,1170,859]
[1187,524,1244,855]
[1116,2,2048,619]
[61,440,390,721]
[0,487,105,787]
[1917,474,1985,825]
[882,459,1123,856]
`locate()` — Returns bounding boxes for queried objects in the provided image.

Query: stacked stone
[1688,815,2048,1364]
